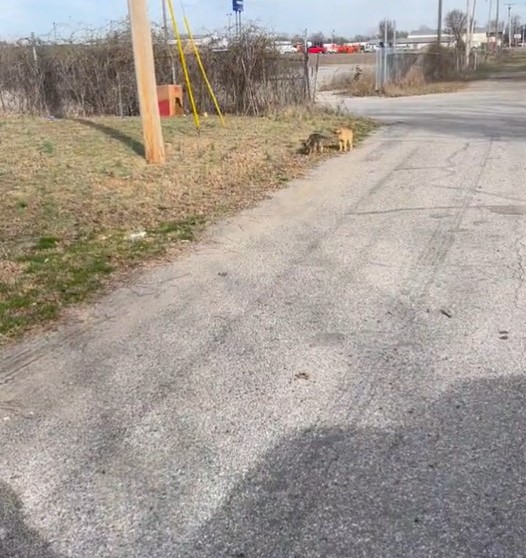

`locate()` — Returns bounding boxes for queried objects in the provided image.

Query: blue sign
[233,0,244,12]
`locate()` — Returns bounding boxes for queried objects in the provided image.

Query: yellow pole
[184,15,226,127]
[166,0,200,130]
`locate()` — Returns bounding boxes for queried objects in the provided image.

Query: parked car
[308,42,327,54]
[324,43,339,53]
[337,44,360,54]
[275,42,297,54]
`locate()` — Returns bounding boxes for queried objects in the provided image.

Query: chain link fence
[375,46,471,91]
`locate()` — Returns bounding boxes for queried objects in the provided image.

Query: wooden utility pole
[303,29,310,101]
[486,0,493,53]
[465,0,472,68]
[495,0,504,51]
[437,0,444,45]
[506,4,513,47]
[128,0,165,164]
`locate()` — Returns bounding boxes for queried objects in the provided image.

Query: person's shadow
[0,482,61,557]
[178,375,526,557]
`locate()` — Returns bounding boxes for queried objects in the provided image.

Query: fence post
[393,20,398,82]
[311,53,320,102]
[375,47,380,91]
[303,29,310,101]
[30,32,42,114]
[117,72,124,117]
[383,21,388,87]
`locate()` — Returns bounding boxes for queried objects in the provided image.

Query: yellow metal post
[166,0,200,130]
[184,15,226,127]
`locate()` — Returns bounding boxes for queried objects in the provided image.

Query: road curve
[1,78,526,557]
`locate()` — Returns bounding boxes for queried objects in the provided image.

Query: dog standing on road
[335,127,354,152]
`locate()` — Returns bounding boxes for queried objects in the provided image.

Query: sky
[0,0,518,41]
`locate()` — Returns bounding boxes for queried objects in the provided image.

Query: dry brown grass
[322,66,465,97]
[0,111,376,340]
[320,70,376,96]
[469,49,526,80]
[383,66,466,96]
[383,80,466,96]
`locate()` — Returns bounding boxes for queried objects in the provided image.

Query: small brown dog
[335,127,353,152]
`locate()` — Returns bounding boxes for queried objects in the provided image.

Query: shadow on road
[395,112,526,140]
[0,482,62,557]
[182,376,526,557]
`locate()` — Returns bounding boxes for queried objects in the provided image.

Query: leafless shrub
[423,44,462,81]
[0,22,308,117]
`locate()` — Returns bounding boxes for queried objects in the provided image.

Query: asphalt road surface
[2,77,526,557]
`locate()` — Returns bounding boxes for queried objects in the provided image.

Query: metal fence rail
[375,48,423,90]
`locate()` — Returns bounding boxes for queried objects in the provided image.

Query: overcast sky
[0,0,517,40]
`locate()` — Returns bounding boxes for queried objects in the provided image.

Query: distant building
[485,24,506,47]
[406,25,505,49]
[407,28,453,49]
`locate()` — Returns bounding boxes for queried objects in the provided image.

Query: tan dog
[335,127,353,152]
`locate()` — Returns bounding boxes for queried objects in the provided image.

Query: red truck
[336,43,360,54]
[307,42,327,54]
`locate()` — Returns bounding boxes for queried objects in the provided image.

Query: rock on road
[1,78,526,557]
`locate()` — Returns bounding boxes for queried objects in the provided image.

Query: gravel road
[1,77,525,557]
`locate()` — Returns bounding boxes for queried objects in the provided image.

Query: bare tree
[445,9,467,51]
[308,32,325,44]
[351,34,371,43]
[331,35,349,45]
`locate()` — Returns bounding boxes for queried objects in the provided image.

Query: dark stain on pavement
[488,205,526,215]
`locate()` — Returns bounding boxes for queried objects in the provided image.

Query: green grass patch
[36,236,60,250]
[150,215,207,241]
[468,49,526,81]
[39,141,55,156]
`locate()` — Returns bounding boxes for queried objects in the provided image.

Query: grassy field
[0,110,375,341]
[380,80,466,97]
[469,48,526,80]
